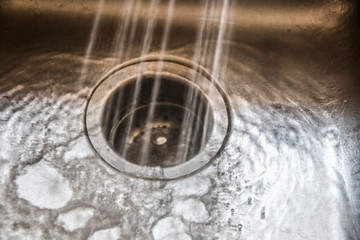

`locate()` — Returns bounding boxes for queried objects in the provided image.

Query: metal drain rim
[84,55,232,180]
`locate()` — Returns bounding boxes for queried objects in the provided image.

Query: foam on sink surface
[15,161,73,209]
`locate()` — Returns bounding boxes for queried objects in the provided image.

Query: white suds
[15,162,73,209]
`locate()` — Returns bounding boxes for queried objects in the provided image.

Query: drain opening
[85,55,231,179]
[153,136,167,145]
[101,76,214,167]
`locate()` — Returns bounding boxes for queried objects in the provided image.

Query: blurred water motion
[0,0,359,239]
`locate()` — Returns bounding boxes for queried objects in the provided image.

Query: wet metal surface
[0,0,360,239]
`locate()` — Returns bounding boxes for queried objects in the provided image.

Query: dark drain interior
[101,76,214,167]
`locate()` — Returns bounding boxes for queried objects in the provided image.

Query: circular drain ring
[84,55,232,179]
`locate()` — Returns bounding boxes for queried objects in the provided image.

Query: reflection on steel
[2,0,352,32]
[0,0,359,239]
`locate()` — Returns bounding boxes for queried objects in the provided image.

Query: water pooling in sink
[0,56,355,239]
[0,0,359,239]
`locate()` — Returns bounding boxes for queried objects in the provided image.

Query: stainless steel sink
[1,0,359,239]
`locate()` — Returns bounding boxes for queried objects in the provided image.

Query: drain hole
[153,136,167,145]
[85,56,231,179]
[101,76,214,167]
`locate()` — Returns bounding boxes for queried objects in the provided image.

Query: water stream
[0,0,359,239]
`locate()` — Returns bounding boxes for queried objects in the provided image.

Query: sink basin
[1,0,359,239]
